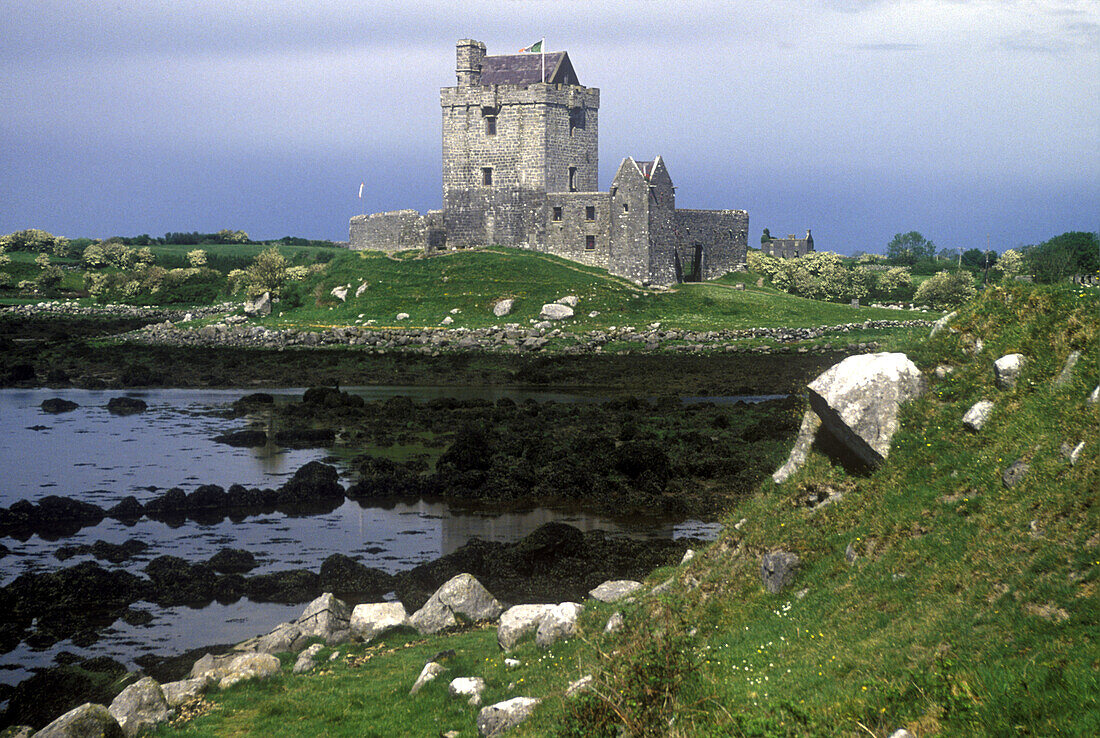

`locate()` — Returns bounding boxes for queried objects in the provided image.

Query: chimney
[456,39,486,86]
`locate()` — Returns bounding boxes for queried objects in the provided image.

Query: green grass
[268,247,932,333]
[152,283,1097,737]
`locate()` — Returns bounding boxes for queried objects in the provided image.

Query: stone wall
[349,210,444,252]
[608,162,653,284]
[544,192,610,267]
[675,209,749,280]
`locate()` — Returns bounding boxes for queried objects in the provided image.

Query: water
[0,387,724,686]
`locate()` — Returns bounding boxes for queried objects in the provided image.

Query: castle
[349,39,748,286]
[762,230,815,259]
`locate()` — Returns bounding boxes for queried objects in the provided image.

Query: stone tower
[440,39,600,249]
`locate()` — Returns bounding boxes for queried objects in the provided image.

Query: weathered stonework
[763,231,814,259]
[349,38,748,286]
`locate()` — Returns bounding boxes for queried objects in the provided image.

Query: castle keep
[349,39,748,286]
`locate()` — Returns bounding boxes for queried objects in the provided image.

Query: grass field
[149,282,1098,737]
[267,248,935,334]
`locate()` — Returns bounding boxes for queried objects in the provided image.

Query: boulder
[330,285,348,302]
[772,409,822,483]
[448,676,487,706]
[994,353,1027,390]
[216,653,281,689]
[0,726,34,738]
[962,400,994,432]
[350,602,409,642]
[760,551,800,594]
[34,703,123,738]
[476,697,541,737]
[107,677,169,737]
[492,299,514,317]
[106,397,147,415]
[410,574,503,635]
[535,602,583,649]
[604,611,624,634]
[1090,384,1099,404]
[1002,459,1029,489]
[276,461,344,504]
[933,364,954,378]
[355,282,368,297]
[497,604,555,651]
[409,661,446,695]
[539,303,573,321]
[207,548,257,574]
[588,580,642,603]
[929,310,956,337]
[396,312,410,321]
[806,352,926,468]
[41,398,79,414]
[319,553,394,599]
[254,622,306,654]
[1061,441,1085,466]
[160,677,208,708]
[295,592,351,642]
[292,643,325,674]
[244,292,272,316]
[680,549,696,565]
[1053,350,1080,388]
[213,429,267,448]
[556,295,579,307]
[441,316,453,325]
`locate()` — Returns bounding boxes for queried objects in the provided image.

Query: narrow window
[569,108,585,136]
[623,203,629,213]
[585,235,596,251]
[485,116,496,135]
[552,207,563,221]
[482,168,493,186]
[585,205,595,221]
[568,167,577,192]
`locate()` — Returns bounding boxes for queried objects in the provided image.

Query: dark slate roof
[480,51,579,85]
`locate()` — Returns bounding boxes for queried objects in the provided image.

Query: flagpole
[541,37,545,83]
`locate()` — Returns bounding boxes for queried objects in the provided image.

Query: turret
[456,39,485,86]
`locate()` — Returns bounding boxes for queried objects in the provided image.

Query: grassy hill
[146,282,1097,737]
[267,248,933,334]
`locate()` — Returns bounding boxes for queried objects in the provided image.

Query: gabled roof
[480,51,580,85]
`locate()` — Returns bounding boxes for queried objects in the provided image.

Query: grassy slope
[271,247,930,334]
[154,283,1097,737]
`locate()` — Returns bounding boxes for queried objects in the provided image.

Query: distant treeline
[100,231,339,248]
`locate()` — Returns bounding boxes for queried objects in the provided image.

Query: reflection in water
[0,387,726,689]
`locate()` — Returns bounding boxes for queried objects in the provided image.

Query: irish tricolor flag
[519,40,542,53]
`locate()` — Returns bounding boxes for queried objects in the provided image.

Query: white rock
[933,364,954,378]
[212,653,281,689]
[350,602,409,642]
[292,643,324,674]
[994,353,1027,390]
[604,611,624,634]
[888,731,916,738]
[396,312,410,321]
[539,303,574,320]
[1053,350,1081,387]
[535,602,583,649]
[556,295,579,307]
[497,604,556,651]
[929,310,956,337]
[680,548,696,565]
[1089,384,1100,404]
[410,661,446,695]
[254,621,304,654]
[504,658,521,669]
[355,282,368,297]
[330,285,348,302]
[492,298,514,317]
[441,316,454,325]
[108,677,169,737]
[588,310,600,318]
[962,400,995,432]
[806,352,926,468]
[449,676,487,706]
[35,703,122,738]
[296,593,351,641]
[160,677,208,708]
[588,580,643,603]
[243,291,272,317]
[410,573,503,635]
[565,675,594,697]
[476,697,541,737]
[772,410,822,483]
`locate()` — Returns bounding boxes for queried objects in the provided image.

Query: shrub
[913,270,977,309]
[0,228,68,255]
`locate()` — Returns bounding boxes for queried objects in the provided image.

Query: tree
[992,249,1024,281]
[0,228,67,254]
[875,266,914,301]
[960,248,985,269]
[34,253,63,292]
[0,244,10,287]
[242,246,288,296]
[187,249,208,268]
[913,270,977,309]
[760,228,772,244]
[886,232,936,266]
[1025,232,1099,283]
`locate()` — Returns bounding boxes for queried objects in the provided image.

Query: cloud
[851,42,920,51]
